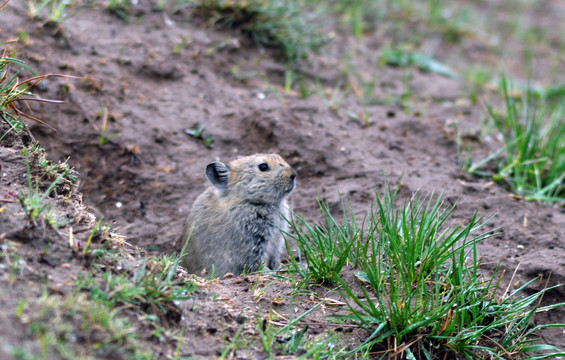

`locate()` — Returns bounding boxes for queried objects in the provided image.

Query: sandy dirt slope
[1,0,564,355]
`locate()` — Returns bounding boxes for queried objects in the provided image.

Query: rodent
[180,153,297,277]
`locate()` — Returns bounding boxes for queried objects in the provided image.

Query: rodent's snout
[290,170,297,182]
[286,169,297,193]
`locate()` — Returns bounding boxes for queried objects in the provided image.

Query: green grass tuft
[106,0,133,22]
[190,0,329,64]
[19,155,68,225]
[285,199,360,286]
[26,0,75,23]
[380,47,458,79]
[76,247,197,324]
[24,291,155,359]
[468,75,565,204]
[0,54,35,136]
[287,184,565,358]
[1,50,80,135]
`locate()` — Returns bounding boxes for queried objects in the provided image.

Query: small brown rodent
[180,153,296,277]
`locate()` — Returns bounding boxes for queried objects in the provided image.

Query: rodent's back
[181,153,296,276]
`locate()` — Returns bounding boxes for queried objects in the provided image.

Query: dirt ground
[1,0,564,358]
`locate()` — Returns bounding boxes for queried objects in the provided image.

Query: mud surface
[1,0,564,357]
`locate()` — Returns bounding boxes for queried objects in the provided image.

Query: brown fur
[180,153,296,277]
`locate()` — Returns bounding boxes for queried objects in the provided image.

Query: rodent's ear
[205,161,230,191]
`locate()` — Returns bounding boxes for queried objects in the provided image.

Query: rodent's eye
[258,163,270,172]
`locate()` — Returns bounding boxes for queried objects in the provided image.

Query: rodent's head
[204,153,296,205]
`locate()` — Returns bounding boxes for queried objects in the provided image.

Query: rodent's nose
[290,170,297,181]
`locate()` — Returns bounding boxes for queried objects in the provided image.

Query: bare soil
[1,0,564,358]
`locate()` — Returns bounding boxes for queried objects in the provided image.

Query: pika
[180,153,297,277]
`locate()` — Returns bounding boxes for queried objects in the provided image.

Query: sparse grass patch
[322,0,474,46]
[226,302,342,359]
[285,199,360,285]
[287,184,565,358]
[468,75,565,203]
[96,107,121,146]
[1,48,80,228]
[0,241,26,281]
[189,0,329,64]
[67,245,199,356]
[24,291,155,360]
[1,48,80,137]
[76,250,197,327]
[27,0,75,22]
[16,142,79,229]
[18,156,69,226]
[21,142,79,185]
[106,0,133,22]
[251,309,342,359]
[184,123,215,149]
[379,47,458,79]
[0,54,35,137]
